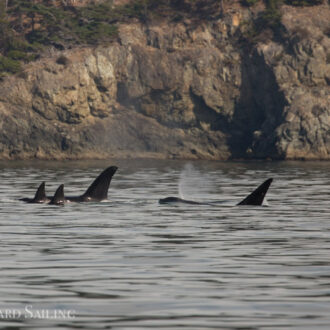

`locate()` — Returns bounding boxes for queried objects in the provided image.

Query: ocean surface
[0,159,329,329]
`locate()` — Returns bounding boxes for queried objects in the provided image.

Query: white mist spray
[178,163,215,201]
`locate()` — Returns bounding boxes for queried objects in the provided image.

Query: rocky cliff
[0,1,329,160]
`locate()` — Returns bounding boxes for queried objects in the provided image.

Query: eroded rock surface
[0,2,329,160]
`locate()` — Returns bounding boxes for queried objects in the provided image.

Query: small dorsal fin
[82,166,118,201]
[29,181,47,203]
[237,178,273,206]
[49,184,65,206]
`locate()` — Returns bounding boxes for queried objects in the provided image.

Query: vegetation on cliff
[0,0,326,76]
[240,0,325,43]
[0,0,119,76]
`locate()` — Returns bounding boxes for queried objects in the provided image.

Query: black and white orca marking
[20,166,118,204]
[159,178,273,206]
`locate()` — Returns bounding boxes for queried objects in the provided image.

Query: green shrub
[285,0,323,5]
[0,56,22,74]
[260,8,282,29]
[257,0,283,31]
[6,38,30,52]
[26,30,51,45]
[56,55,70,66]
[240,0,286,43]
[6,50,28,60]
[241,0,260,6]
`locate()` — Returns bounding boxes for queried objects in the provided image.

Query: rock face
[0,2,329,160]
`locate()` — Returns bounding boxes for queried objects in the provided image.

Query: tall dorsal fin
[30,181,47,203]
[237,178,273,206]
[82,166,118,201]
[49,184,65,206]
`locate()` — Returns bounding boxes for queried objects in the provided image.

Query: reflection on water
[0,159,329,329]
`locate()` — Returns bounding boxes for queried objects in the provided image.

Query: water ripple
[0,160,329,329]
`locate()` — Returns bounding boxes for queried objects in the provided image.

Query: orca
[20,166,118,204]
[237,178,273,206]
[19,181,49,203]
[158,197,203,205]
[49,184,65,206]
[65,166,118,202]
[159,178,273,206]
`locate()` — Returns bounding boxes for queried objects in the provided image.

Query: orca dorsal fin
[82,166,118,201]
[30,181,47,203]
[237,178,273,206]
[49,184,65,206]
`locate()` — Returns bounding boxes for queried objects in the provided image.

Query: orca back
[159,197,202,205]
[82,166,118,201]
[49,184,65,205]
[237,178,273,206]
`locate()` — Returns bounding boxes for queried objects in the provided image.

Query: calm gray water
[0,159,329,329]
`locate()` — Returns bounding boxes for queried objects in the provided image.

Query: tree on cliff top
[0,0,327,76]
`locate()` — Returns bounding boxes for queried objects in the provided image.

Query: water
[0,159,329,329]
